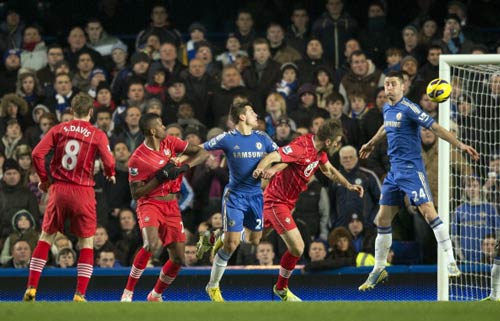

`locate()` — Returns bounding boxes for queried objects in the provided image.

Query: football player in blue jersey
[358,71,479,291]
[199,101,278,301]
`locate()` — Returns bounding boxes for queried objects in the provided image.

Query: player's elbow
[267,151,281,164]
[131,190,144,200]
[199,148,209,161]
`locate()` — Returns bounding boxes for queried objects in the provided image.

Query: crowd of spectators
[0,0,499,270]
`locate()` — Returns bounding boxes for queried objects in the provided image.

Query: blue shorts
[222,188,264,232]
[380,169,433,206]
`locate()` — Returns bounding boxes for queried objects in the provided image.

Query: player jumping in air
[358,71,479,291]
[201,101,278,302]
[253,118,364,301]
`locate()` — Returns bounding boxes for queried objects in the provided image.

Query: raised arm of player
[430,122,480,161]
[181,143,209,167]
[252,151,282,179]
[359,125,387,159]
[319,161,364,198]
[97,132,116,183]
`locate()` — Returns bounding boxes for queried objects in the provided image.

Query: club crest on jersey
[163,149,171,157]
[304,161,319,177]
[282,145,292,154]
[355,178,362,185]
[144,216,150,222]
[129,168,138,176]
[256,142,262,150]
[396,112,402,120]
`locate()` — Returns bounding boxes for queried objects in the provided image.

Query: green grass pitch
[1,302,499,321]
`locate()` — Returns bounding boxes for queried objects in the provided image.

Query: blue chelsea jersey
[383,97,435,170]
[204,129,278,193]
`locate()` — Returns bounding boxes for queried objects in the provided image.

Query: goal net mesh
[447,63,500,301]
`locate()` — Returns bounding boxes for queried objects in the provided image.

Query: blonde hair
[265,92,287,115]
[13,144,32,160]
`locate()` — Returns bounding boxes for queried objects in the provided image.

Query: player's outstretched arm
[261,162,288,179]
[182,143,209,167]
[319,162,364,198]
[430,123,480,161]
[359,125,386,159]
[253,151,282,179]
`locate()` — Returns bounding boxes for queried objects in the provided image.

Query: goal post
[438,54,500,301]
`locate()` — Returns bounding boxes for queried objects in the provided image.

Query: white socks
[374,226,392,271]
[207,249,231,288]
[491,259,500,300]
[430,217,456,264]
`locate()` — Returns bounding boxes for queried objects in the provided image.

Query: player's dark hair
[386,70,405,84]
[139,112,161,136]
[316,118,343,142]
[229,100,252,124]
[71,92,94,117]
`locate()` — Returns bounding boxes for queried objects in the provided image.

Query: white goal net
[438,54,500,301]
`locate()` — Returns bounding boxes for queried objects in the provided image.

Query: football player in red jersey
[121,113,207,302]
[253,118,363,301]
[25,93,116,302]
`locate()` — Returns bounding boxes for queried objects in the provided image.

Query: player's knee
[418,203,438,222]
[143,239,161,253]
[171,255,184,266]
[374,216,390,228]
[289,243,304,257]
[249,237,260,247]
[289,247,303,257]
[224,239,240,253]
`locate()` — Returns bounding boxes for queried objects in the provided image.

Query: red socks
[275,251,300,290]
[153,260,181,294]
[76,248,93,296]
[125,248,152,292]
[27,240,51,288]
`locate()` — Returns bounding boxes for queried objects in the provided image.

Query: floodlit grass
[2,301,500,321]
